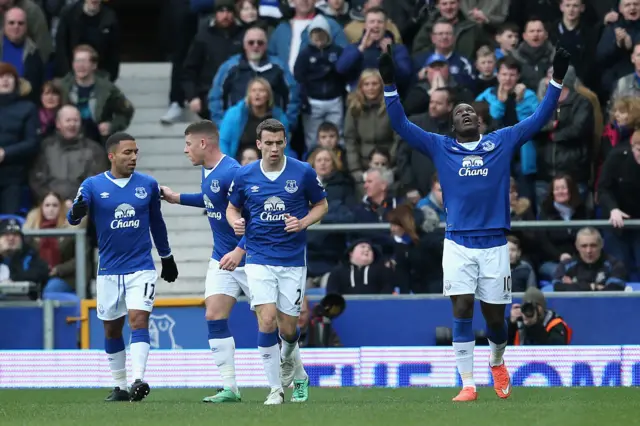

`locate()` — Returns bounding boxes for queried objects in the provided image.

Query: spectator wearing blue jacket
[208,26,300,127]
[475,56,539,200]
[268,0,348,73]
[294,14,345,150]
[219,76,294,159]
[336,7,411,91]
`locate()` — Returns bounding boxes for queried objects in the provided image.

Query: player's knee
[256,307,278,332]
[205,310,228,321]
[128,311,149,330]
[451,295,474,318]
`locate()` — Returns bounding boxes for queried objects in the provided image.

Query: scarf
[39,219,61,269]
[553,202,573,221]
[39,108,56,135]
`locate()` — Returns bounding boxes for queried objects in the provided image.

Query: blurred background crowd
[0,0,639,301]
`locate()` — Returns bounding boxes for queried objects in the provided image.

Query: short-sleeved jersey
[201,155,244,263]
[67,171,171,275]
[228,157,326,267]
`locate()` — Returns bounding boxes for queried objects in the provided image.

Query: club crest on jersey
[459,155,488,177]
[284,180,298,194]
[134,187,147,199]
[210,180,220,193]
[111,203,140,229]
[481,141,495,152]
[261,196,286,221]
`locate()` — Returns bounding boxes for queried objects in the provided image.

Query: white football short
[442,239,512,304]
[204,258,251,300]
[96,270,158,321]
[244,264,306,317]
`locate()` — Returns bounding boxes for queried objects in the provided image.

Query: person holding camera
[508,287,572,345]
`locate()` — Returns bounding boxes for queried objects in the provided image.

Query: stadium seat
[541,284,554,293]
[539,280,551,288]
[625,283,640,292]
[306,287,326,296]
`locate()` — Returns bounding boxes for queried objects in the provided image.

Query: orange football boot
[452,386,478,402]
[491,363,512,399]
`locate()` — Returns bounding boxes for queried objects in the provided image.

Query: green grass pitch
[0,387,636,426]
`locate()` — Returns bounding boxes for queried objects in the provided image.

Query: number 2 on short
[144,282,155,300]
[295,289,302,306]
[503,276,511,292]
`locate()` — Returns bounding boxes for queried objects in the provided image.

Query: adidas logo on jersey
[111,203,140,229]
[203,195,222,220]
[260,196,286,221]
[459,155,488,177]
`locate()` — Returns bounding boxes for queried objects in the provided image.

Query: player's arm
[299,198,328,230]
[226,175,246,235]
[503,47,571,148]
[219,236,247,271]
[379,46,443,158]
[149,183,172,258]
[67,181,92,225]
[297,165,329,230]
[160,185,205,208]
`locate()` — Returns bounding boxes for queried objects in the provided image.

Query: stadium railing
[21,228,88,300]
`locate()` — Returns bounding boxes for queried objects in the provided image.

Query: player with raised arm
[67,132,179,402]
[160,120,248,403]
[378,45,571,401]
[226,118,328,405]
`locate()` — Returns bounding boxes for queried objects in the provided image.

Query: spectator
[412,19,475,89]
[219,76,293,160]
[403,53,473,117]
[297,296,342,347]
[313,121,347,171]
[553,227,627,291]
[473,45,497,96]
[508,287,572,345]
[507,0,563,31]
[179,0,245,122]
[236,0,260,27]
[343,0,402,43]
[55,0,120,81]
[534,70,594,199]
[511,18,556,90]
[208,26,299,127]
[494,22,519,60]
[508,177,538,263]
[29,105,108,204]
[326,239,393,295]
[507,235,537,292]
[239,145,260,166]
[23,191,87,295]
[306,146,355,279]
[337,7,411,91]
[387,203,442,293]
[0,0,52,63]
[344,69,395,184]
[548,0,598,87]
[596,0,640,96]
[294,14,344,150]
[471,100,497,133]
[317,0,350,27]
[396,87,451,195]
[460,0,509,27]
[0,217,49,299]
[59,44,134,144]
[416,171,446,222]
[368,146,390,169]
[0,6,43,103]
[537,174,590,280]
[611,41,640,101]
[268,0,347,73]
[412,0,488,59]
[598,129,640,280]
[0,62,39,215]
[38,80,61,138]
[476,57,538,200]
[598,96,640,170]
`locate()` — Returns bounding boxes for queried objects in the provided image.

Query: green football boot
[202,388,242,403]
[291,377,309,402]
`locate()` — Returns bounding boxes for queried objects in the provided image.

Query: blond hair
[245,76,274,108]
[611,96,640,126]
[307,146,343,172]
[347,69,385,117]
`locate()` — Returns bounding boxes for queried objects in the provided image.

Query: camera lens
[521,302,535,318]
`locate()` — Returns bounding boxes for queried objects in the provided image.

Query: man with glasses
[208,26,300,129]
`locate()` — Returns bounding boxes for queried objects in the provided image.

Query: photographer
[508,287,572,345]
[298,295,343,348]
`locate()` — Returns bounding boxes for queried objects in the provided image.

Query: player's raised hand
[232,218,245,236]
[284,213,303,233]
[159,186,179,204]
[551,45,571,83]
[378,44,395,85]
[219,247,244,271]
[70,193,88,221]
[160,255,179,282]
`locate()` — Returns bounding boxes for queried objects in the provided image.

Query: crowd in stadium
[0,0,639,299]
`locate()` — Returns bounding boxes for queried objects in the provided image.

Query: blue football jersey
[67,172,171,275]
[228,157,327,267]
[179,155,245,264]
[384,81,562,247]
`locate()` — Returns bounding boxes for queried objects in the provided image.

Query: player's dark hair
[317,121,339,136]
[496,56,521,74]
[184,120,219,138]
[256,118,286,140]
[105,132,135,152]
[496,22,519,35]
[542,173,583,212]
